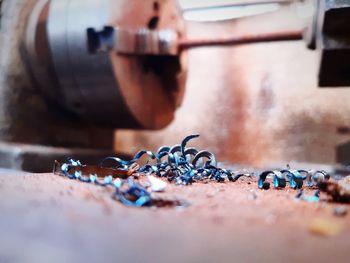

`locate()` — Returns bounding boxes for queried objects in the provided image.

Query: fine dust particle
[248,191,257,200]
[309,218,343,237]
[333,207,348,217]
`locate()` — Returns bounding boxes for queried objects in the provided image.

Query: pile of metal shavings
[258,169,330,190]
[54,134,337,208]
[98,134,251,185]
[258,169,334,202]
[54,134,250,207]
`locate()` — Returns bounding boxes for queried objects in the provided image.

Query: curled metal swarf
[54,135,331,208]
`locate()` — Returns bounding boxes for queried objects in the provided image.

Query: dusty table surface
[0,170,349,263]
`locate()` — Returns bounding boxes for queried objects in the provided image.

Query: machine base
[0,142,125,172]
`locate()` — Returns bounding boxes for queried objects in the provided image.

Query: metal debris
[333,206,348,217]
[258,169,330,190]
[56,159,152,207]
[100,134,247,185]
[113,177,153,207]
[54,160,134,179]
[53,134,336,208]
[318,176,350,203]
[148,176,167,192]
[54,135,248,207]
[55,159,179,208]
[309,218,343,237]
[295,189,320,203]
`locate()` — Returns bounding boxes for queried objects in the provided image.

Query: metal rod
[179,30,303,50]
[182,0,292,12]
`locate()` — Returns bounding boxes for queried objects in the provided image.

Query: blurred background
[1,0,350,171]
[117,0,350,167]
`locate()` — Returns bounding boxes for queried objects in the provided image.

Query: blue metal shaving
[56,134,248,207]
[295,189,320,203]
[99,134,242,186]
[56,135,331,207]
[59,158,153,207]
[258,168,330,190]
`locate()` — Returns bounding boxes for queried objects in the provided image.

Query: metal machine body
[26,0,187,129]
[305,0,350,87]
[0,0,187,171]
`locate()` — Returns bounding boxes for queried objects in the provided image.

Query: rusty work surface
[0,171,350,263]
